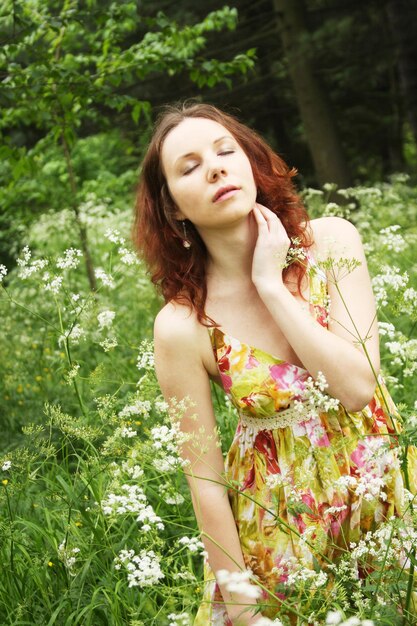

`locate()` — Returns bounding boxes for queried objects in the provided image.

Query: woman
[133,103,416,625]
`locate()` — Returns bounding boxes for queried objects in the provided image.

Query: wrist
[254,279,287,300]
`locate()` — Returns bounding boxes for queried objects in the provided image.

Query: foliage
[0,0,255,265]
[0,177,416,624]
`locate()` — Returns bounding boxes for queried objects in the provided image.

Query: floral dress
[193,252,417,625]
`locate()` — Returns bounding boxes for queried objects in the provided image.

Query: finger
[252,206,268,229]
[255,203,280,224]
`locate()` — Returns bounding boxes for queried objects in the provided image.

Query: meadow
[1,176,416,625]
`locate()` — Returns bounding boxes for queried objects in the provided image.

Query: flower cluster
[97,309,116,330]
[295,371,340,420]
[104,228,140,266]
[371,265,409,307]
[349,518,417,566]
[57,540,80,575]
[137,339,155,371]
[178,536,205,554]
[95,267,115,289]
[101,484,164,531]
[378,224,407,252]
[385,337,417,378]
[114,549,164,588]
[118,398,151,420]
[150,423,191,472]
[167,613,191,626]
[56,248,82,270]
[216,569,262,599]
[326,612,374,626]
[0,264,7,283]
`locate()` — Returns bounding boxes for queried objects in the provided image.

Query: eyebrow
[175,136,234,165]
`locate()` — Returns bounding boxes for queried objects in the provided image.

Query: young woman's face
[161,117,257,231]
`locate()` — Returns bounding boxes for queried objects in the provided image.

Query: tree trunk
[61,135,97,293]
[273,0,351,187]
[386,0,417,146]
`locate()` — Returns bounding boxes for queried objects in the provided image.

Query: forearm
[257,283,377,410]
[190,485,259,623]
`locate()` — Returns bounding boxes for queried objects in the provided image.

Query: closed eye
[219,150,234,156]
[183,164,198,176]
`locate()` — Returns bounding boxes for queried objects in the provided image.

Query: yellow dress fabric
[193,253,417,625]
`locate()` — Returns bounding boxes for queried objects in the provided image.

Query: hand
[251,203,290,293]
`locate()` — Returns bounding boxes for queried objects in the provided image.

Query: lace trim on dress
[238,402,309,432]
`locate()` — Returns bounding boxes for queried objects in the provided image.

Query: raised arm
[154,303,260,624]
[251,209,380,411]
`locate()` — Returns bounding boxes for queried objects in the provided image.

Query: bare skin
[155,117,380,624]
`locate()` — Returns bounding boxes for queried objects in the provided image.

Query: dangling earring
[181,220,191,249]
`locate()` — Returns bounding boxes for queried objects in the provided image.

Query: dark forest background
[1,0,417,273]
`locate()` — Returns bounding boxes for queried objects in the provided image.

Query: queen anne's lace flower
[97,309,116,330]
[216,569,262,599]
[114,549,164,588]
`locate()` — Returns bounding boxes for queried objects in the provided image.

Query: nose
[207,158,227,182]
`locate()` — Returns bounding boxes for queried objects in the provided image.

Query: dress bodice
[207,251,329,421]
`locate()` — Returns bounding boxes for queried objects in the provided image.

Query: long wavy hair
[132,102,312,325]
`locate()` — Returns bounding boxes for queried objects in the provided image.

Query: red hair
[132,103,312,325]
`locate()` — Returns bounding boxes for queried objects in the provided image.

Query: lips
[212,185,240,203]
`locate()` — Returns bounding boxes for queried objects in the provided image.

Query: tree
[273,0,351,187]
[0,0,255,278]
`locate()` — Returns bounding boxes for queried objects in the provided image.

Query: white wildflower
[18,257,49,279]
[378,321,396,339]
[99,337,118,352]
[119,246,138,265]
[378,225,406,252]
[137,340,154,370]
[95,268,115,289]
[402,287,417,314]
[114,549,164,588]
[118,399,151,420]
[43,274,63,294]
[101,484,164,530]
[64,363,80,384]
[372,266,408,307]
[265,471,290,490]
[17,245,31,267]
[294,371,340,420]
[326,612,344,625]
[216,569,261,599]
[111,461,144,480]
[385,338,417,376]
[178,536,205,554]
[1,461,11,471]
[155,400,169,413]
[120,426,137,438]
[159,485,185,506]
[58,540,80,575]
[104,228,125,245]
[168,613,191,626]
[97,309,116,331]
[70,324,85,343]
[0,264,7,283]
[56,248,82,270]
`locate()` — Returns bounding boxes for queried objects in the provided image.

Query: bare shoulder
[154,300,199,348]
[308,216,364,260]
[154,300,215,369]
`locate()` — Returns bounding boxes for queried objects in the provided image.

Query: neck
[198,213,258,288]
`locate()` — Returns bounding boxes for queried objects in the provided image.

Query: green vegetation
[0,178,416,624]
